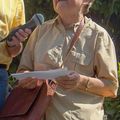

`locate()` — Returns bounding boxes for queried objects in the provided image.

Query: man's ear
[81,0,94,14]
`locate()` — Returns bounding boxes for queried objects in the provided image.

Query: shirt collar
[52,15,94,34]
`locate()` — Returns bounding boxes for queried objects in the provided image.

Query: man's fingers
[18,78,44,89]
[15,32,26,42]
[18,29,29,38]
[25,28,32,34]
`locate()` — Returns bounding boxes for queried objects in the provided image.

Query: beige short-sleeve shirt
[18,17,118,120]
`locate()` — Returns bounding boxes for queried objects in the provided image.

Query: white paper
[11,68,69,80]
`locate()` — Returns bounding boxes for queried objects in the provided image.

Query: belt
[0,64,7,69]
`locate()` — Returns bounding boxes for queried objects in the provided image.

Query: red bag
[0,80,56,120]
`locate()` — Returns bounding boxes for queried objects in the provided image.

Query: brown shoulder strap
[61,19,84,67]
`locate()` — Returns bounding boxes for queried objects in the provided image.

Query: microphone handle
[7,20,37,42]
[0,20,37,42]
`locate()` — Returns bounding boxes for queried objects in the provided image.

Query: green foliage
[92,0,120,34]
[24,0,56,21]
[92,0,120,18]
[8,76,16,87]
[104,98,120,120]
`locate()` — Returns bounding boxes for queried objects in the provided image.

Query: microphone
[1,13,44,42]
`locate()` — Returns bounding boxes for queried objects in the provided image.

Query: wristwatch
[85,77,90,91]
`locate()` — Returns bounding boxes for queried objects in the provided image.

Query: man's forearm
[78,75,117,98]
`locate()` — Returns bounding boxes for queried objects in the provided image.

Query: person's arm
[6,0,27,57]
[85,31,118,98]
[56,31,118,98]
[6,42,22,57]
[77,74,118,98]
[6,28,31,57]
[0,42,12,65]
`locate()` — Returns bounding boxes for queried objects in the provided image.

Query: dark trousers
[0,68,8,111]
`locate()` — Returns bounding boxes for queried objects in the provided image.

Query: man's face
[53,0,94,15]
[53,0,83,15]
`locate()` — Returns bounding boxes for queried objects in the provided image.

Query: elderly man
[17,0,118,120]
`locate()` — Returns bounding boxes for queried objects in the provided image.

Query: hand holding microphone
[4,14,44,47]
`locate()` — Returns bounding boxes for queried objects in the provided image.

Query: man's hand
[17,77,44,89]
[6,28,31,47]
[56,72,80,90]
[6,28,32,57]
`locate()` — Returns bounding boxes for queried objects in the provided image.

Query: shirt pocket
[42,45,63,68]
[69,50,92,66]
